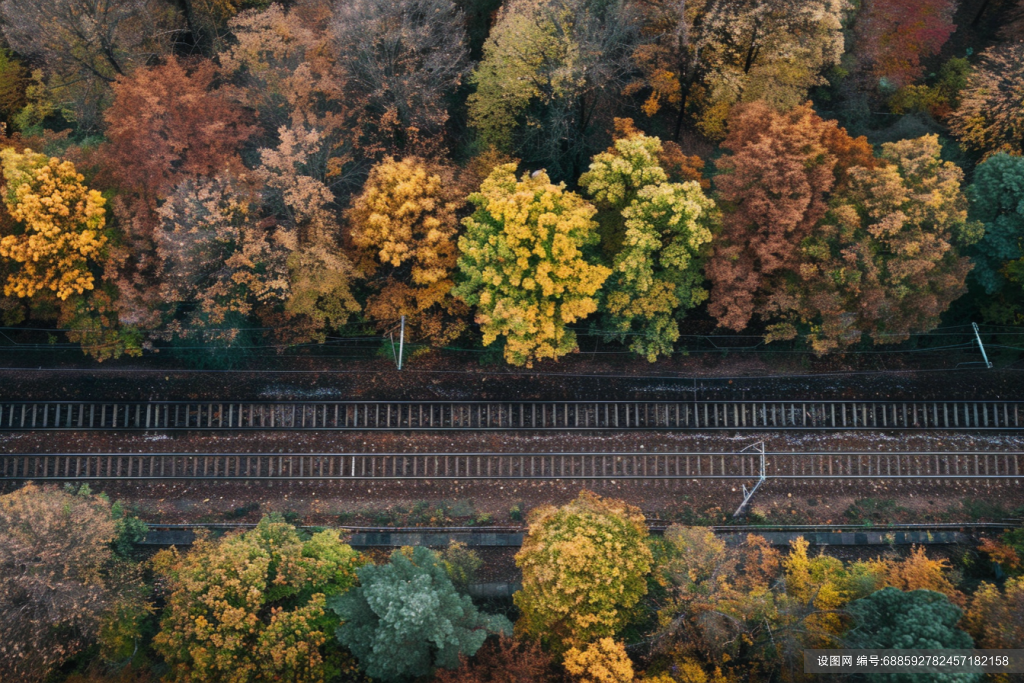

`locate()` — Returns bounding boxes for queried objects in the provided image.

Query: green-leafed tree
[846,588,980,683]
[468,0,641,179]
[152,517,362,683]
[454,163,611,367]
[969,154,1024,311]
[580,131,716,361]
[330,546,511,682]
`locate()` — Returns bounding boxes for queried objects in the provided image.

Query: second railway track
[3,450,1022,481]
[1,399,1023,431]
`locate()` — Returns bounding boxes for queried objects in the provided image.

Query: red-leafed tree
[854,0,957,92]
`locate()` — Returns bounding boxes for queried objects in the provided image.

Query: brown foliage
[99,56,255,332]
[706,102,836,331]
[102,56,254,200]
[432,635,558,683]
[0,484,117,682]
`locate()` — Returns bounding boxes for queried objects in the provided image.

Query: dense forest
[0,0,1022,366]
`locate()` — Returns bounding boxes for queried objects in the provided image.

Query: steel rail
[0,399,1021,431]
[3,450,1022,480]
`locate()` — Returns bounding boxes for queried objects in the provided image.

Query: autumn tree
[333,0,470,152]
[705,102,836,332]
[153,517,362,683]
[514,491,652,651]
[469,0,642,178]
[155,173,290,339]
[99,56,256,332]
[580,129,716,361]
[102,56,254,201]
[563,638,634,683]
[950,42,1024,158]
[648,527,782,680]
[853,0,957,94]
[255,126,361,344]
[969,153,1024,295]
[0,48,28,129]
[769,135,977,351]
[331,546,511,682]
[220,3,352,149]
[348,157,468,345]
[0,148,107,300]
[0,484,117,682]
[432,635,557,683]
[454,164,610,367]
[0,0,174,127]
[964,578,1024,651]
[630,0,847,141]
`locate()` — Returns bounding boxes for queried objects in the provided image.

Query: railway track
[3,450,1022,480]
[1,399,1022,431]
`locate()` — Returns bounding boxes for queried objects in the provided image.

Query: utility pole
[397,315,405,371]
[972,323,992,369]
[734,440,767,517]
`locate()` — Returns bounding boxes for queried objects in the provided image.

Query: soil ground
[1,354,1021,401]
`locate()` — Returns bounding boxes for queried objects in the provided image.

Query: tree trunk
[971,0,992,26]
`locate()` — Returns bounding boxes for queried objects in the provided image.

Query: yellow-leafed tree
[454,164,611,367]
[348,157,468,346]
[563,638,634,683]
[513,491,652,651]
[0,148,106,300]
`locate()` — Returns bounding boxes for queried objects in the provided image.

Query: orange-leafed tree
[705,102,836,332]
[432,635,557,683]
[99,55,255,332]
[950,42,1024,159]
[102,56,254,200]
[348,157,468,346]
[964,577,1024,651]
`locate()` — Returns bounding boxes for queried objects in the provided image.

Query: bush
[442,541,484,592]
[331,546,512,681]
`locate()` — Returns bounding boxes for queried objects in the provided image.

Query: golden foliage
[348,157,468,345]
[563,638,634,683]
[0,148,106,300]
[514,491,652,650]
[152,518,362,683]
[455,165,611,366]
[964,578,1024,652]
